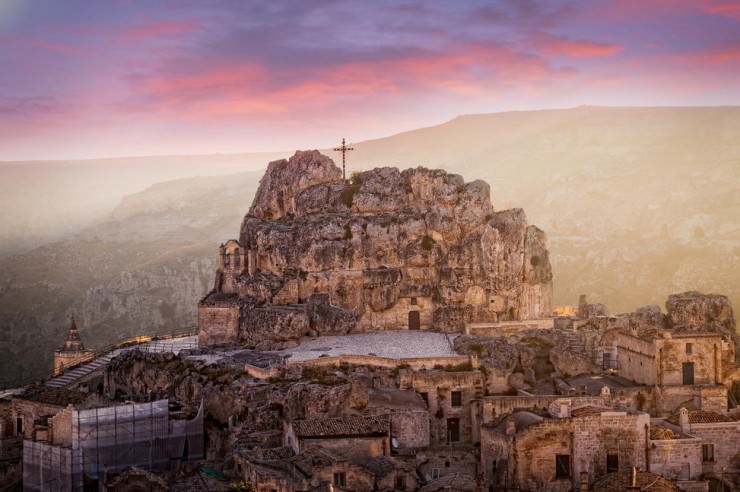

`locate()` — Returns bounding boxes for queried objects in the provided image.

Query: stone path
[45,336,198,389]
[272,331,459,362]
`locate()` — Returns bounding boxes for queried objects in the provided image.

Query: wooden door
[409,310,420,330]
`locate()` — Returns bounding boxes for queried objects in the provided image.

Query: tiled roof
[665,410,736,425]
[571,406,610,417]
[293,414,390,438]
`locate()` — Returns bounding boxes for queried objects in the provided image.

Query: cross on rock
[333,137,354,182]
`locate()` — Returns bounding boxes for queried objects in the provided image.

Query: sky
[1,0,739,160]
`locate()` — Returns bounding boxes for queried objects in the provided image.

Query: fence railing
[0,328,198,391]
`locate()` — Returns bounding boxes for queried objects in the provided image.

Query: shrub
[421,235,435,251]
[469,342,484,354]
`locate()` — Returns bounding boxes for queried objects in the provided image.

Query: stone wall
[656,385,728,416]
[399,370,484,445]
[197,303,240,345]
[657,334,722,386]
[11,399,64,440]
[300,436,387,461]
[649,436,703,481]
[415,447,478,483]
[572,411,649,483]
[288,354,471,371]
[616,332,658,385]
[685,422,740,478]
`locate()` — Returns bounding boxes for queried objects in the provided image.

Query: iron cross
[333,137,354,181]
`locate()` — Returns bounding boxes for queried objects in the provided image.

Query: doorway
[409,311,420,330]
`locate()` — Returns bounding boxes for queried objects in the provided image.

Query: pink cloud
[123,41,574,123]
[538,35,622,58]
[704,2,740,19]
[116,20,199,43]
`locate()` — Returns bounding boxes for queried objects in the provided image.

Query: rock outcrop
[198,150,553,347]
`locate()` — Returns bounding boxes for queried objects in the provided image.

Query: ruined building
[198,150,553,347]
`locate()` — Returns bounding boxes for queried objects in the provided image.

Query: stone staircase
[45,336,198,389]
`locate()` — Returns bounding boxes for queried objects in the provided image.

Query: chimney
[679,407,690,433]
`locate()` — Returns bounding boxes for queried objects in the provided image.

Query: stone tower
[53,318,93,376]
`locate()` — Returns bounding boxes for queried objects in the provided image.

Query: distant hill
[0,106,738,383]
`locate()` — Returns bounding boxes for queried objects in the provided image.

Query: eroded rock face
[199,151,553,347]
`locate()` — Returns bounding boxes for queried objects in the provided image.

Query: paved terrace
[272,331,459,362]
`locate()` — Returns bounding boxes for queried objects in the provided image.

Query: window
[395,475,406,490]
[16,417,23,436]
[447,418,460,442]
[683,362,695,385]
[410,297,418,305]
[431,468,440,479]
[607,454,618,473]
[451,391,462,407]
[555,454,571,479]
[703,443,715,462]
[445,460,450,468]
[686,343,693,354]
[333,472,346,487]
[420,392,429,406]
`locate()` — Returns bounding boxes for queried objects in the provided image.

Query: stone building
[480,401,650,491]
[53,318,94,376]
[665,408,740,489]
[399,368,484,446]
[283,414,391,460]
[199,150,553,348]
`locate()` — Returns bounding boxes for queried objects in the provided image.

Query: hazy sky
[1,0,739,160]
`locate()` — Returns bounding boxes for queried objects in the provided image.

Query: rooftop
[16,386,89,406]
[293,414,390,438]
[665,410,737,425]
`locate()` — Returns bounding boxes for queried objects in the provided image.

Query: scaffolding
[23,399,203,491]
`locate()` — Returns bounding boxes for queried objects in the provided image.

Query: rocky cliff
[199,150,552,347]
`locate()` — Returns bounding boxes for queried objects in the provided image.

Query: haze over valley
[1,106,738,383]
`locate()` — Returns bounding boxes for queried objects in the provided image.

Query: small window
[16,417,23,436]
[333,472,346,487]
[451,391,462,407]
[410,297,418,305]
[420,392,429,406]
[607,454,618,473]
[492,460,497,473]
[395,475,406,490]
[555,454,571,479]
[686,343,693,354]
[703,443,714,462]
[431,468,440,479]
[445,460,450,468]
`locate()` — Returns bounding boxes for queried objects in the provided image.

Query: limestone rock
[199,151,553,347]
[666,291,735,333]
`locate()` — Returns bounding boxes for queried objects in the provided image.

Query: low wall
[287,354,471,371]
[244,363,281,379]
